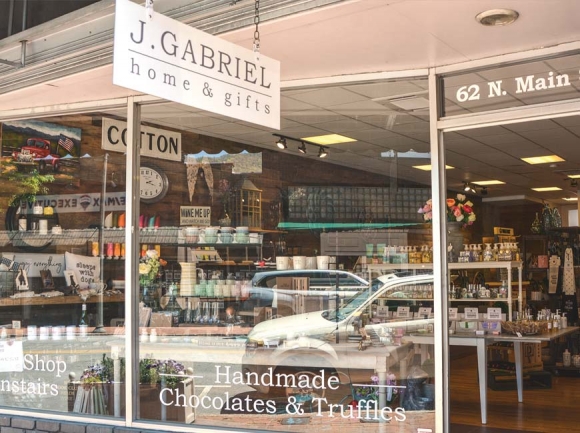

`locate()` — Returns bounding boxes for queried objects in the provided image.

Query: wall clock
[140,165,169,203]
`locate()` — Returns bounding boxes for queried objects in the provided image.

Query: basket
[501,320,548,335]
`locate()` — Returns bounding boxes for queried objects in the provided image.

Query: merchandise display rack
[366,261,523,319]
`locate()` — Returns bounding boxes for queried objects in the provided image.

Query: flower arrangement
[80,354,125,385]
[352,373,398,405]
[80,355,185,389]
[418,193,476,227]
[140,358,186,389]
[139,249,167,282]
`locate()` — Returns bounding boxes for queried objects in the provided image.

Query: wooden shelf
[0,293,124,307]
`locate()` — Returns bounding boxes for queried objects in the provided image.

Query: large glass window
[0,78,439,431]
[0,115,126,417]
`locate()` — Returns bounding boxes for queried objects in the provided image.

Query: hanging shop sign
[113,0,280,129]
[442,53,580,116]
[102,117,181,162]
[19,192,126,214]
[180,206,211,226]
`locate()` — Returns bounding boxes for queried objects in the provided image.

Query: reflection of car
[12,138,60,172]
[241,269,368,316]
[242,273,434,394]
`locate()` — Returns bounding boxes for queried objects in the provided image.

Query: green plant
[82,356,185,389]
[0,159,54,207]
[140,358,186,389]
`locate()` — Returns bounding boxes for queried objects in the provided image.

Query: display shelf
[0,227,264,248]
[367,261,523,319]
[0,293,124,307]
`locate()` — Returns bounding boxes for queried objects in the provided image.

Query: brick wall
[0,415,164,433]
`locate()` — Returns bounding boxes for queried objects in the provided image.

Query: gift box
[537,255,548,268]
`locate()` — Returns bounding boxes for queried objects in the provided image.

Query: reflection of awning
[184,150,262,174]
[277,222,422,230]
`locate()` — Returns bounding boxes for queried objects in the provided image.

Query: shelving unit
[366,261,523,319]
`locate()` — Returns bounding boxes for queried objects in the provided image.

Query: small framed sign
[396,306,411,318]
[376,306,389,317]
[449,308,458,320]
[487,307,503,321]
[464,308,479,320]
[418,307,432,317]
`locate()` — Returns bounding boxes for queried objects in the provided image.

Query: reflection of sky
[5,120,81,141]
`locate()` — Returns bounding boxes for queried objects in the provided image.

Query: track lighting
[463,182,476,194]
[273,134,329,158]
[481,187,488,196]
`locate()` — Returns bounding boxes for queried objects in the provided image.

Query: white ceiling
[2,0,580,205]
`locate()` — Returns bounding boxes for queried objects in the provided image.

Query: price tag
[464,308,479,320]
[487,307,502,321]
[418,307,432,317]
[448,308,458,320]
[396,306,411,318]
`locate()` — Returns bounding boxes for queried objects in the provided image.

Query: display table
[407,327,580,424]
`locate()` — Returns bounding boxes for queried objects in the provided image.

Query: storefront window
[0,115,126,416]
[128,79,437,431]
[1,78,439,430]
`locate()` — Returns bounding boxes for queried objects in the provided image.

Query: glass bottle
[79,303,87,326]
[79,303,88,337]
[18,214,27,231]
[483,243,493,261]
[531,212,542,234]
[165,283,181,326]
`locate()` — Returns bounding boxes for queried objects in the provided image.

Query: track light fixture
[463,182,476,194]
[276,137,287,149]
[481,187,488,196]
[273,134,329,158]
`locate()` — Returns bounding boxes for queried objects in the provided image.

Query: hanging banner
[102,117,181,161]
[19,192,126,214]
[113,0,280,129]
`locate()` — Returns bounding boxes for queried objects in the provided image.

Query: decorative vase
[446,222,466,262]
[531,212,542,234]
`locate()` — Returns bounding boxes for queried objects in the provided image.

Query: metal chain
[253,0,260,57]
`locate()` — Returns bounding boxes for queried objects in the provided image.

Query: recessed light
[563,197,578,201]
[476,9,519,26]
[472,180,505,186]
[301,134,356,145]
[413,165,454,171]
[531,187,562,192]
[521,155,565,165]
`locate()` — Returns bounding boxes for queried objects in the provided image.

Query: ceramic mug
[317,255,330,269]
[293,256,306,269]
[276,256,290,270]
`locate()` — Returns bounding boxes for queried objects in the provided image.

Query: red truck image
[12,138,60,172]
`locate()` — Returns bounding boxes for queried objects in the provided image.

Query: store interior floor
[450,346,580,433]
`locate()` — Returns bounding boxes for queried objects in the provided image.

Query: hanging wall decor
[183,151,262,203]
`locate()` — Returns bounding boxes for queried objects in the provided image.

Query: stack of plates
[180,263,196,296]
